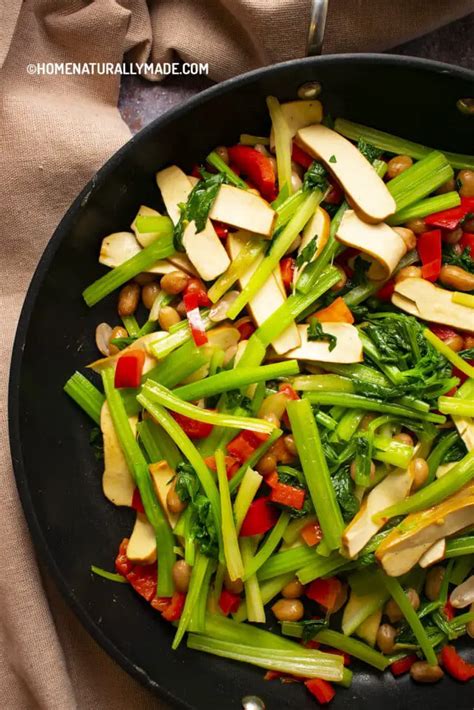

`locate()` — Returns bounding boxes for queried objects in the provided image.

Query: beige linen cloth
[0,1,471,708]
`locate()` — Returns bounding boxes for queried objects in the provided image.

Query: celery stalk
[140,380,275,435]
[174,361,299,402]
[450,554,474,584]
[91,566,127,583]
[149,310,212,359]
[334,118,474,170]
[388,192,461,226]
[281,624,390,671]
[83,218,174,306]
[240,537,265,623]
[452,292,474,309]
[379,572,438,665]
[297,554,347,586]
[147,339,209,389]
[258,544,317,581]
[121,315,140,337]
[227,191,322,319]
[438,397,474,418]
[101,368,175,596]
[445,537,474,559]
[288,399,344,550]
[273,189,306,231]
[292,374,354,393]
[137,395,222,553]
[387,151,453,211]
[64,371,104,424]
[188,557,215,633]
[136,420,162,463]
[207,238,266,303]
[374,448,474,523]
[426,430,460,484]
[336,409,364,442]
[173,551,210,649]
[206,151,248,189]
[216,450,244,581]
[187,635,344,681]
[304,391,445,423]
[243,513,290,580]
[343,281,380,307]
[266,96,293,196]
[425,328,474,379]
[229,428,282,494]
[234,573,294,622]
[233,467,263,535]
[283,517,315,546]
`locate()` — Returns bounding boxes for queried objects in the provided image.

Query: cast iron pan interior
[9,55,474,709]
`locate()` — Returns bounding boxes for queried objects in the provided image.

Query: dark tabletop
[119,13,473,133]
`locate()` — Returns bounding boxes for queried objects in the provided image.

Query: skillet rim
[8,53,474,709]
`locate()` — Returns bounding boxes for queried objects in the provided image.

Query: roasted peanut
[439,264,474,292]
[281,578,305,599]
[393,227,416,251]
[256,453,277,476]
[395,265,422,283]
[393,432,414,447]
[172,560,192,593]
[436,176,456,195]
[160,270,189,295]
[158,306,181,331]
[330,266,348,292]
[425,566,445,601]
[458,169,474,198]
[118,282,140,316]
[350,460,375,482]
[376,624,397,654]
[442,227,463,245]
[166,481,186,515]
[224,570,244,595]
[409,457,429,490]
[108,325,128,355]
[385,588,419,623]
[283,435,298,457]
[405,218,426,235]
[387,155,413,179]
[410,662,444,683]
[142,281,160,310]
[271,598,304,622]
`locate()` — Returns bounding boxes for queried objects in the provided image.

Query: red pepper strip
[227,429,268,464]
[300,521,323,547]
[269,480,306,510]
[460,232,474,257]
[390,654,418,677]
[306,577,342,610]
[278,382,299,401]
[304,678,336,704]
[425,197,474,231]
[236,319,255,341]
[185,278,211,307]
[429,324,459,341]
[161,591,186,622]
[114,350,145,389]
[212,221,229,239]
[322,648,351,666]
[291,142,314,170]
[303,639,321,650]
[190,164,202,179]
[126,564,157,603]
[228,145,277,202]
[443,601,456,621]
[376,279,395,302]
[417,229,442,282]
[115,539,134,577]
[219,589,241,615]
[239,496,279,537]
[280,257,296,293]
[204,454,240,480]
[324,181,344,205]
[172,411,213,439]
[440,645,474,682]
[183,291,208,346]
[150,596,171,612]
[131,488,145,514]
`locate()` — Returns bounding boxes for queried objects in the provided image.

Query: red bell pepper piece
[291,142,314,170]
[280,257,295,293]
[150,596,172,612]
[184,278,211,307]
[172,411,213,439]
[429,324,459,341]
[390,654,418,677]
[131,488,145,514]
[114,350,145,389]
[278,382,300,401]
[115,539,134,577]
[227,429,268,464]
[424,197,474,231]
[190,164,202,179]
[269,479,306,510]
[212,220,229,239]
[126,563,158,603]
[440,645,474,681]
[183,291,208,346]
[239,496,279,537]
[219,588,241,615]
[304,678,336,704]
[300,521,323,547]
[460,232,474,257]
[443,601,456,621]
[227,145,277,202]
[417,229,442,282]
[324,181,344,205]
[161,591,186,622]
[306,577,342,611]
[376,279,395,302]
[236,318,256,341]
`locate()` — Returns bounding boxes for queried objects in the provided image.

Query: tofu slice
[101,402,137,506]
[127,512,157,564]
[149,460,179,529]
[227,232,300,354]
[156,165,230,281]
[209,184,276,237]
[270,100,323,148]
[336,210,407,280]
[282,323,363,364]
[296,124,396,223]
[392,278,474,332]
[419,539,446,568]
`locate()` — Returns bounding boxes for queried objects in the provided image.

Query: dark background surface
[119,13,473,133]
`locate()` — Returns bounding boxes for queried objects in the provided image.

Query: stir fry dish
[65,94,474,704]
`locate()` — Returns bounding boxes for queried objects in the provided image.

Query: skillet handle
[306,0,329,56]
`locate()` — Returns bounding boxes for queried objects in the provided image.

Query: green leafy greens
[307,317,337,352]
[303,161,329,193]
[175,462,218,558]
[174,171,225,250]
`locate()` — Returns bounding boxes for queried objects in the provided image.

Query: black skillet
[8,55,474,710]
